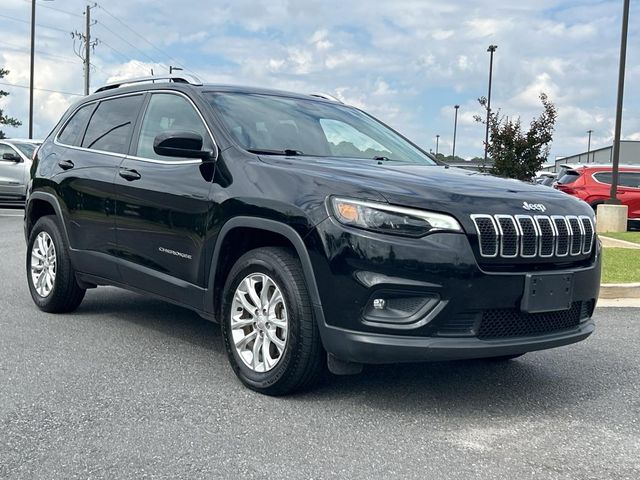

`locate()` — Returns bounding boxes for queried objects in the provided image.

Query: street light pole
[587,129,593,163]
[452,105,460,159]
[609,0,630,205]
[484,45,498,162]
[435,134,440,156]
[28,0,36,139]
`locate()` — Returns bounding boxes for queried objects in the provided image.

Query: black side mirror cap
[2,153,22,162]
[153,131,215,160]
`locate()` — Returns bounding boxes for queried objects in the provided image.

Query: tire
[221,247,324,395]
[26,215,86,313]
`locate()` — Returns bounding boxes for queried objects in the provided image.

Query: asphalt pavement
[1,209,639,479]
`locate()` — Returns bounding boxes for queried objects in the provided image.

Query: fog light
[372,298,386,310]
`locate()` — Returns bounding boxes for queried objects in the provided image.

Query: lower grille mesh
[477,302,582,339]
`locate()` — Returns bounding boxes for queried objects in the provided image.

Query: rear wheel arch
[25,193,67,241]
[206,217,323,318]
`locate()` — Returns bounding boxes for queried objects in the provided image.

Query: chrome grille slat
[472,214,594,260]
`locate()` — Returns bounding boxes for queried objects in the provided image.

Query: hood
[262,156,593,224]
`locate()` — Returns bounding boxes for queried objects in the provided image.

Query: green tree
[0,68,22,139]
[475,93,557,181]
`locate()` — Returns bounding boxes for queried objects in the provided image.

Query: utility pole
[608,0,630,205]
[452,105,460,159]
[28,0,36,139]
[587,129,593,163]
[435,134,440,156]
[71,4,98,95]
[484,45,498,162]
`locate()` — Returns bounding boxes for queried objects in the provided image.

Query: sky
[0,0,638,161]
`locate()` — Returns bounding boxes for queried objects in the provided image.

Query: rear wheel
[27,216,85,313]
[221,247,324,395]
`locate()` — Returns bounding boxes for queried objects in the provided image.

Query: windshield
[13,143,37,158]
[206,92,436,165]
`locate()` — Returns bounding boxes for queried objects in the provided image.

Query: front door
[0,143,26,199]
[114,91,216,307]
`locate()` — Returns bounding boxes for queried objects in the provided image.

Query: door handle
[119,168,141,181]
[58,159,74,170]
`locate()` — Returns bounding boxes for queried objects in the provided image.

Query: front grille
[477,302,581,339]
[471,214,594,260]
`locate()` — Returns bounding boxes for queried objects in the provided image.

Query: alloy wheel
[30,231,57,297]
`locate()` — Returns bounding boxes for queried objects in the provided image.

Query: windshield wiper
[247,148,305,156]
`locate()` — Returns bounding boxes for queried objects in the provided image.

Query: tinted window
[58,103,94,146]
[593,172,613,184]
[82,95,143,154]
[0,144,17,160]
[207,93,437,165]
[136,93,208,160]
[620,172,640,188]
[13,143,36,158]
[557,171,581,184]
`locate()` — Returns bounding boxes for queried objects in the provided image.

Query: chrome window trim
[515,215,539,258]
[579,215,594,255]
[551,215,570,257]
[470,214,498,258]
[54,89,219,165]
[494,214,519,258]
[566,215,584,256]
[534,215,556,258]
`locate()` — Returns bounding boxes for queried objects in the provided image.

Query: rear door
[113,91,216,306]
[55,93,144,278]
[0,143,26,199]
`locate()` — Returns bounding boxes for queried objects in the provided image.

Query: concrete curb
[599,282,640,299]
[599,236,640,249]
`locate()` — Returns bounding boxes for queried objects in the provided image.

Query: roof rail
[94,74,203,93]
[309,92,343,104]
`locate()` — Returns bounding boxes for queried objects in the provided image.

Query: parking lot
[1,208,639,479]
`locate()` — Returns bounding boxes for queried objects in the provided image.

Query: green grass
[600,231,640,245]
[602,248,640,283]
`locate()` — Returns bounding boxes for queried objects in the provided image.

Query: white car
[0,139,41,204]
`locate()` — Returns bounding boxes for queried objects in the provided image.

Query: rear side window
[58,103,94,146]
[82,95,144,154]
[593,172,613,184]
[557,171,581,184]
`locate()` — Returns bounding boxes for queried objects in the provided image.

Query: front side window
[0,144,18,160]
[620,172,640,189]
[58,103,94,146]
[206,92,436,165]
[82,95,143,154]
[136,93,209,161]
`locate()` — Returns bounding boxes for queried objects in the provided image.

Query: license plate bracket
[521,273,574,313]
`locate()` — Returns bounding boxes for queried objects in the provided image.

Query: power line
[95,2,201,77]
[20,0,83,18]
[0,13,69,34]
[0,39,82,65]
[95,20,166,68]
[0,81,82,97]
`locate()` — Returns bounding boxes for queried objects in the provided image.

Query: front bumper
[307,218,601,364]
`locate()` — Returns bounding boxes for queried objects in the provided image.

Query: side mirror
[2,152,22,162]
[153,131,214,160]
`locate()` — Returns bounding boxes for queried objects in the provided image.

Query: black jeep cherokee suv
[25,75,600,395]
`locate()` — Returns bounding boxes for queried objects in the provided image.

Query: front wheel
[221,247,324,395]
[26,216,85,313]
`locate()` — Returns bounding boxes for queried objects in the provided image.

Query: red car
[554,164,640,225]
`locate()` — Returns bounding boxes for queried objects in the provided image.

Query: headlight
[329,197,462,237]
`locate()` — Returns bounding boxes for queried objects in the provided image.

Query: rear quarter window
[557,171,581,184]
